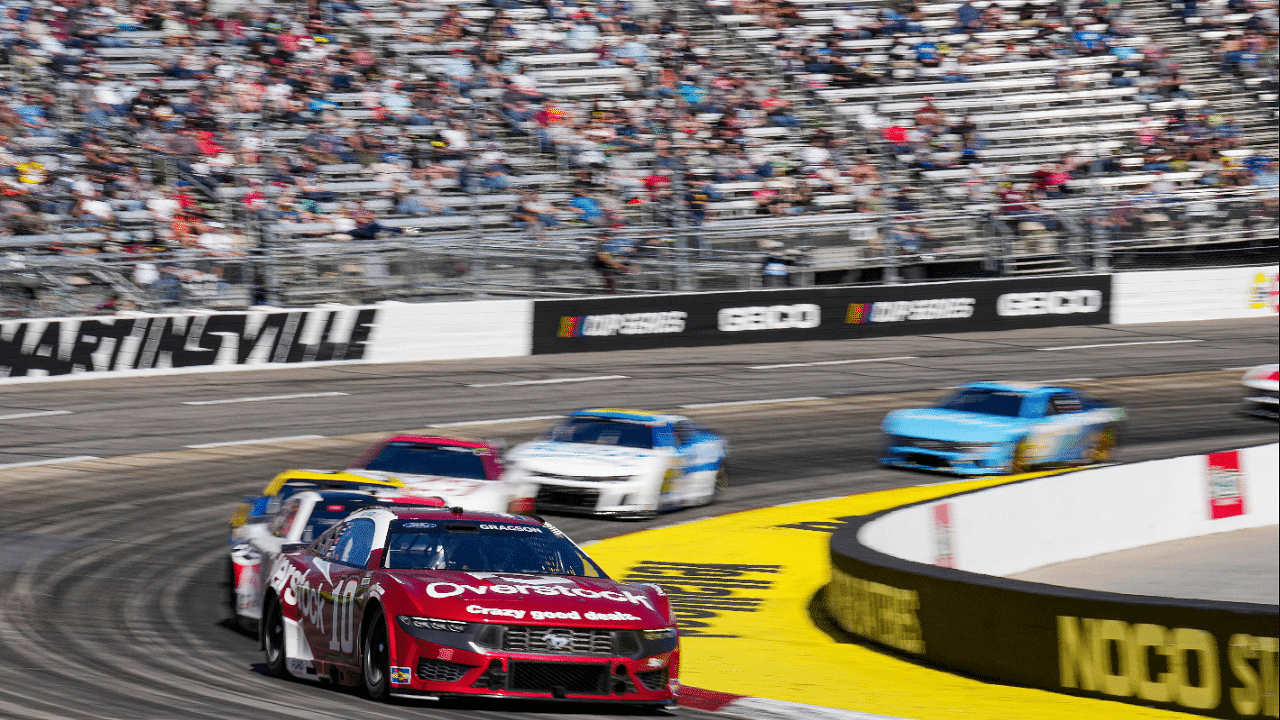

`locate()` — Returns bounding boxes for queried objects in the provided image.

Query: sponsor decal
[268,560,307,606]
[1058,616,1279,714]
[390,666,412,685]
[431,582,652,608]
[932,502,956,568]
[531,610,582,621]
[0,308,376,378]
[827,567,925,654]
[622,561,780,638]
[466,605,527,619]
[717,304,820,332]
[1249,271,1279,313]
[400,522,437,529]
[996,290,1103,317]
[557,312,686,337]
[845,298,975,324]
[585,610,641,621]
[1205,450,1247,519]
[477,523,542,533]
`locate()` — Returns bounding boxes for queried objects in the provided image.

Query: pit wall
[1,266,1274,381]
[859,445,1279,577]
[826,444,1280,720]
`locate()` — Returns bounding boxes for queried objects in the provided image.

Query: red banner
[933,502,956,567]
[1205,450,1247,519]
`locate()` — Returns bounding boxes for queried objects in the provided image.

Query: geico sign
[996,290,1103,317]
[718,304,821,332]
[1058,615,1280,715]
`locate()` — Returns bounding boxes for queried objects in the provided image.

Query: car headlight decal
[398,615,468,633]
[641,627,678,641]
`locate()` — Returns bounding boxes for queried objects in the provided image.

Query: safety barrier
[826,444,1280,719]
[2,265,1274,381]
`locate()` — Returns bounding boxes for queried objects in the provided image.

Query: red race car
[260,506,679,704]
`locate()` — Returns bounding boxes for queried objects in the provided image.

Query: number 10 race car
[260,506,679,703]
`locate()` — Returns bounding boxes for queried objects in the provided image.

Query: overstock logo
[996,290,1103,317]
[717,304,820,332]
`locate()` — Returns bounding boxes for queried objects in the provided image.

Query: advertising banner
[1112,265,1279,324]
[0,306,377,379]
[829,516,1280,720]
[1205,450,1247,520]
[531,275,1113,354]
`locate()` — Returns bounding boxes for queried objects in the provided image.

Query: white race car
[1241,364,1279,419]
[503,409,729,519]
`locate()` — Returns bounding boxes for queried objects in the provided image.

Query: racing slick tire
[1084,425,1118,464]
[262,596,287,678]
[1010,437,1035,474]
[362,605,392,701]
[712,465,729,502]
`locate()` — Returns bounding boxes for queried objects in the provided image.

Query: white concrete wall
[1111,265,1278,324]
[364,300,532,363]
[859,444,1280,577]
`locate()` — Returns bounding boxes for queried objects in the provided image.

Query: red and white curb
[679,687,912,720]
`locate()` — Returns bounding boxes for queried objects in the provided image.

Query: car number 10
[329,579,358,653]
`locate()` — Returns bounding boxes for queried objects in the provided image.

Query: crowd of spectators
[0,0,1274,305]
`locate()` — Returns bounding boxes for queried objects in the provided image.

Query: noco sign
[530,276,1112,354]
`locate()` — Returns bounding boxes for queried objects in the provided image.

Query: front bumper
[879,445,1012,475]
[1242,393,1279,419]
[530,479,658,517]
[390,626,678,701]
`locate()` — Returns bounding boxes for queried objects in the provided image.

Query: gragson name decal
[0,308,376,377]
[427,582,653,609]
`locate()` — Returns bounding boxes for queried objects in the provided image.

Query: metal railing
[2,186,1275,318]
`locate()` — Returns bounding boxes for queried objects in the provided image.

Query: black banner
[531,275,1113,354]
[0,307,377,378]
[827,498,1280,719]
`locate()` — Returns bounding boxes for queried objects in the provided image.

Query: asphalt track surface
[0,318,1276,720]
[1012,524,1280,604]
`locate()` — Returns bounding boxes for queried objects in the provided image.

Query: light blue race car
[504,408,729,518]
[880,383,1125,475]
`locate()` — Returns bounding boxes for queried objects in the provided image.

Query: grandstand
[0,0,1274,315]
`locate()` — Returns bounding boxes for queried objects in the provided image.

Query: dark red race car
[260,506,679,703]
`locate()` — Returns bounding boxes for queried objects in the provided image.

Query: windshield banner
[530,275,1112,354]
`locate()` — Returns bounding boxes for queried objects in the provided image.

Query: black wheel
[1009,437,1034,474]
[262,597,287,678]
[712,466,728,502]
[1084,425,1117,464]
[362,606,391,701]
[226,559,237,618]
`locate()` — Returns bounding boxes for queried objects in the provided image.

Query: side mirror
[280,542,307,554]
[366,549,384,571]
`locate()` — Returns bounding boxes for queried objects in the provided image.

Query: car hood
[883,409,1028,442]
[379,570,668,628]
[356,471,503,498]
[508,441,665,477]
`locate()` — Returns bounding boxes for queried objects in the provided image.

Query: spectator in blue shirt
[954,1,983,32]
[567,188,605,225]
